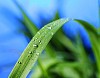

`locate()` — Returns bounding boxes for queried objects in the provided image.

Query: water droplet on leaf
[18,61,22,64]
[36,53,39,56]
[29,51,32,54]
[33,44,38,47]
[47,27,52,30]
[39,40,41,43]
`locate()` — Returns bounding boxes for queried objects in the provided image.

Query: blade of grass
[54,30,77,53]
[14,1,57,77]
[38,59,49,78]
[14,0,56,57]
[14,1,38,35]
[51,62,80,78]
[9,18,69,78]
[74,19,100,77]
[75,34,93,78]
[74,19,98,36]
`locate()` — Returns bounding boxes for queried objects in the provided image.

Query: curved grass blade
[14,2,59,77]
[9,18,69,78]
[54,30,77,53]
[74,19,98,36]
[75,34,93,78]
[15,0,56,58]
[74,19,100,77]
[51,12,60,21]
[14,1,38,35]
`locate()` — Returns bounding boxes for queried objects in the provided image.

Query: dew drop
[39,40,41,43]
[18,61,22,64]
[33,44,38,47]
[35,38,38,40]
[29,51,32,54]
[36,53,39,56]
[47,27,52,30]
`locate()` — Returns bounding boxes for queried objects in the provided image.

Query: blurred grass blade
[14,1,38,35]
[50,63,80,78]
[74,19,98,36]
[9,18,69,78]
[54,30,77,53]
[74,19,100,77]
[51,12,60,21]
[75,34,93,78]
[14,1,57,58]
[14,1,59,77]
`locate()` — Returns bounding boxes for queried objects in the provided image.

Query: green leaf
[75,35,93,78]
[15,2,60,77]
[9,18,69,78]
[74,19,100,77]
[31,58,60,78]
[51,12,60,21]
[14,0,38,36]
[54,30,77,53]
[74,19,98,36]
[14,0,57,58]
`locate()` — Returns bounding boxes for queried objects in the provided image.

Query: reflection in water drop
[33,44,38,47]
[35,38,38,40]
[47,27,52,30]
[29,51,32,54]
[18,61,22,64]
[39,40,41,43]
[36,53,39,56]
